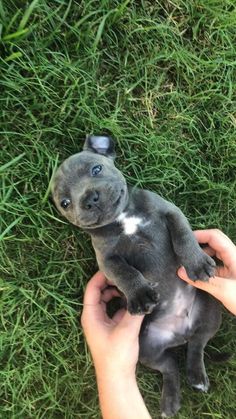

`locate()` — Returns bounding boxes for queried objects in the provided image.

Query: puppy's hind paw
[160,395,181,418]
[188,370,210,392]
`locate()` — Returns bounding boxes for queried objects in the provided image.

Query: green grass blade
[18,0,39,30]
[0,153,25,173]
[0,216,22,241]
[93,10,115,49]
[3,28,28,41]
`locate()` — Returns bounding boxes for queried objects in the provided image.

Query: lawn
[0,0,236,418]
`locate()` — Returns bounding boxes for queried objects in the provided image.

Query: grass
[0,0,236,417]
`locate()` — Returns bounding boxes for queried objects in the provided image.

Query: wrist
[95,362,137,385]
[95,364,151,419]
[92,351,138,381]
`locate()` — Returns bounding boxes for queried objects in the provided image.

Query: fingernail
[178,266,185,276]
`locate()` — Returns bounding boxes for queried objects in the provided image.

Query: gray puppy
[52,135,221,417]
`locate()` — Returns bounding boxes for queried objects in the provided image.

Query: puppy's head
[51,135,128,229]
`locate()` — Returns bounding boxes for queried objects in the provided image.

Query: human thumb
[178,266,220,297]
[117,310,145,337]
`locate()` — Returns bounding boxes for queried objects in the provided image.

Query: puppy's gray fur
[52,135,221,417]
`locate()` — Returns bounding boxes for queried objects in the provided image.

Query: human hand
[81,272,151,419]
[178,229,236,315]
[81,271,144,378]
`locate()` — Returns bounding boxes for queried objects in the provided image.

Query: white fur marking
[193,383,208,392]
[117,212,149,235]
[161,300,168,309]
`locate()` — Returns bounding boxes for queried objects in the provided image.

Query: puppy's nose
[82,190,100,210]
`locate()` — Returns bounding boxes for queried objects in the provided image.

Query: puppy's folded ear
[83,134,116,159]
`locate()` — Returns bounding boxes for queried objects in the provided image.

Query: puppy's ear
[83,135,116,159]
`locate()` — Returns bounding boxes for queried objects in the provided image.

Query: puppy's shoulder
[131,187,174,215]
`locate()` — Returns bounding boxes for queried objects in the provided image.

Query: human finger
[83,271,107,306]
[116,310,145,337]
[81,272,109,327]
[200,245,216,257]
[112,307,126,324]
[101,287,122,303]
[194,230,236,267]
[178,266,218,296]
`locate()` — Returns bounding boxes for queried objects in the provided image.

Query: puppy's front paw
[127,285,159,315]
[185,251,216,282]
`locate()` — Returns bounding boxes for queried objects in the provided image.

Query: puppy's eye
[92,165,102,176]
[60,198,71,209]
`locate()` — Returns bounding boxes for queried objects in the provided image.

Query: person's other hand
[81,271,144,378]
[178,229,236,315]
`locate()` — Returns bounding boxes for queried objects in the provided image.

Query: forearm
[165,207,197,258]
[95,368,151,419]
[103,255,146,294]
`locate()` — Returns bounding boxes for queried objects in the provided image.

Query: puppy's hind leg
[140,349,181,418]
[187,322,220,392]
[187,295,221,392]
[186,334,210,392]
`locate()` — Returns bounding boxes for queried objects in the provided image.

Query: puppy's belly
[146,314,192,347]
[141,286,199,349]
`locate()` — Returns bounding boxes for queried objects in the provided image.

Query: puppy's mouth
[79,188,126,228]
[113,194,121,207]
[113,189,125,207]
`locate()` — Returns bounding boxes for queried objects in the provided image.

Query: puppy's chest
[115,211,172,276]
[116,212,154,258]
[117,212,150,236]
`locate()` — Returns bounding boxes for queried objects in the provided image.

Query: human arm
[178,229,236,316]
[81,271,151,419]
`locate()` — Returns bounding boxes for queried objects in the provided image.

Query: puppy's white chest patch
[117,212,149,235]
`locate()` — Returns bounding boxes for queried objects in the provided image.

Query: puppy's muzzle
[81,190,100,210]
